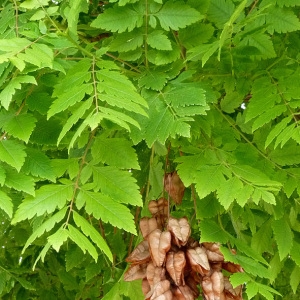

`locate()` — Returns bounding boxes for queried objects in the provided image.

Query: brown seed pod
[145,280,173,300]
[140,217,160,238]
[126,240,150,264]
[186,247,210,276]
[148,229,172,267]
[164,172,185,205]
[146,262,166,288]
[167,217,191,247]
[202,242,224,262]
[165,251,186,286]
[124,263,147,281]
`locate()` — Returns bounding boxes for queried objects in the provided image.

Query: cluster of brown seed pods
[124,197,244,300]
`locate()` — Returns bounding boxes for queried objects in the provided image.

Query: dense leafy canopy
[1,0,300,299]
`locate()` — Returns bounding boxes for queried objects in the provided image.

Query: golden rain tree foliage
[1,0,300,299]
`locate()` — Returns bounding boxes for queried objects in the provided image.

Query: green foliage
[1,0,300,299]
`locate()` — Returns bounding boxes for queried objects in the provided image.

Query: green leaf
[266,7,300,33]
[217,176,243,209]
[265,116,291,148]
[221,247,270,278]
[239,33,276,60]
[229,272,251,287]
[290,241,300,266]
[4,166,35,195]
[91,6,143,33]
[290,265,300,294]
[207,0,235,28]
[0,112,37,143]
[155,1,202,31]
[269,145,300,166]
[77,190,137,234]
[22,208,68,253]
[92,166,142,207]
[0,190,13,218]
[195,165,227,199]
[0,75,37,110]
[12,184,73,223]
[73,211,113,262]
[66,0,88,36]
[138,70,168,91]
[48,84,92,119]
[91,137,140,169]
[147,30,172,50]
[48,227,69,252]
[272,217,294,260]
[97,68,147,115]
[68,224,98,262]
[0,139,26,171]
[17,43,54,69]
[251,220,272,256]
[109,30,143,52]
[65,246,85,272]
[57,97,93,145]
[22,148,56,181]
[200,219,230,243]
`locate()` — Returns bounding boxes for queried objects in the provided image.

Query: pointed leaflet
[0,112,37,143]
[109,29,143,52]
[0,190,13,218]
[96,68,147,116]
[66,0,88,36]
[4,167,35,195]
[0,139,26,171]
[155,1,202,31]
[0,38,31,63]
[266,7,300,33]
[290,265,300,294]
[147,30,172,50]
[195,165,227,199]
[217,176,243,209]
[200,219,230,243]
[22,148,56,181]
[67,224,98,262]
[48,227,69,252]
[207,0,235,28]
[91,6,143,33]
[57,97,93,145]
[92,166,142,206]
[272,217,293,260]
[251,220,273,256]
[73,211,113,262]
[0,75,36,110]
[12,184,73,223]
[22,208,68,253]
[48,84,92,119]
[48,59,91,118]
[91,137,140,169]
[77,189,137,234]
[17,43,53,69]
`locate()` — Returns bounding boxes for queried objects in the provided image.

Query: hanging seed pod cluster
[124,197,244,299]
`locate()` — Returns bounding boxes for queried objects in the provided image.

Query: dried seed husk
[222,262,244,274]
[140,217,159,238]
[186,247,210,275]
[124,263,147,281]
[126,240,150,264]
[172,285,195,300]
[166,251,186,286]
[203,242,224,262]
[167,217,191,247]
[147,262,166,288]
[146,280,173,300]
[148,229,172,267]
[164,172,185,205]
